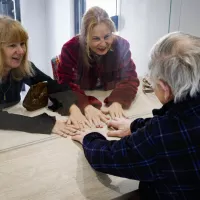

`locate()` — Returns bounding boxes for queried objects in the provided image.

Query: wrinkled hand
[52,120,79,138]
[71,128,103,144]
[67,104,92,129]
[101,102,126,119]
[84,105,110,128]
[107,117,132,138]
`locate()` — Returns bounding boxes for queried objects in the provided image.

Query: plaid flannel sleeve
[82,121,157,181]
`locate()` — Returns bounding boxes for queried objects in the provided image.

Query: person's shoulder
[112,35,130,57]
[62,35,80,50]
[113,35,130,49]
[28,61,37,72]
[27,61,41,75]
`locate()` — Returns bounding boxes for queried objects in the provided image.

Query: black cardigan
[0,62,77,134]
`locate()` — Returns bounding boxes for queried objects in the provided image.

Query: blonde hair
[79,6,116,67]
[0,15,34,80]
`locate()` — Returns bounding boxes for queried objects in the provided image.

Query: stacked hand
[67,104,92,129]
[71,128,103,144]
[84,105,110,127]
[107,117,132,138]
[70,117,132,144]
[101,102,126,119]
[52,120,79,138]
[53,103,130,139]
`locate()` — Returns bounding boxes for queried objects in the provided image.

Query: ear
[158,80,173,102]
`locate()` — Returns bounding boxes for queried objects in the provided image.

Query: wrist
[112,102,122,107]
[84,104,93,112]
[69,104,80,114]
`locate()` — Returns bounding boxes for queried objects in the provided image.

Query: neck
[2,68,11,79]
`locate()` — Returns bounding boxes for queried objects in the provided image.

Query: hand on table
[67,104,92,129]
[84,105,110,128]
[71,128,103,144]
[52,120,79,138]
[107,117,132,138]
[101,102,126,119]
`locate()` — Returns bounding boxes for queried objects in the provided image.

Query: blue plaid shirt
[82,94,200,200]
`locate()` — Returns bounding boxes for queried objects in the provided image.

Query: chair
[51,56,60,80]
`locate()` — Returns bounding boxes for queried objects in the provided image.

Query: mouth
[97,47,108,52]
[12,57,22,61]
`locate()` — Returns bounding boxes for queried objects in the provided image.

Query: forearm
[83,132,132,178]
[104,48,140,108]
[104,80,139,108]
[0,111,55,134]
[83,128,156,181]
[130,118,152,132]
[82,132,139,179]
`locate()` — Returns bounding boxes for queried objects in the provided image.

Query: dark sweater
[0,62,76,134]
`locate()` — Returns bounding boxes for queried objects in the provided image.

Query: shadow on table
[73,141,121,199]
[110,190,140,200]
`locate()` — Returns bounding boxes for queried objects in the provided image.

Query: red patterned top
[57,35,139,111]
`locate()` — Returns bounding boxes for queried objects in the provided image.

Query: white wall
[170,0,200,37]
[20,0,200,78]
[45,0,74,77]
[168,0,182,32]
[20,0,74,77]
[86,0,117,16]
[20,0,48,74]
[119,0,171,76]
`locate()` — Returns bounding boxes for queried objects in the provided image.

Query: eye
[104,34,111,40]
[20,42,25,46]
[8,44,17,48]
[20,42,26,48]
[92,37,100,41]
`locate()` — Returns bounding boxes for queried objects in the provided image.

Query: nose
[16,45,25,54]
[99,39,106,47]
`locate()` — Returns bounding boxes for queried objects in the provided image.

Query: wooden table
[0,87,161,200]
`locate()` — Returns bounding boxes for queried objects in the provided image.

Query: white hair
[149,32,200,102]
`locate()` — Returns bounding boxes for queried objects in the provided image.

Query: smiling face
[2,41,26,70]
[88,22,114,55]
[0,16,29,76]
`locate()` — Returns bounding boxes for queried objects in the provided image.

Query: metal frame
[74,0,86,35]
[0,0,21,21]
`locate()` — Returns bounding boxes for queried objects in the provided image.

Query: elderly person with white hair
[71,32,200,199]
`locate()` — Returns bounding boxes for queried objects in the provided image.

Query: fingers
[55,130,68,138]
[71,130,87,144]
[84,119,93,128]
[71,134,83,143]
[109,109,124,119]
[87,116,101,128]
[122,110,127,118]
[82,119,92,128]
[66,119,71,125]
[107,130,123,138]
[100,107,109,114]
[109,110,116,119]
[107,120,120,129]
[85,114,102,128]
[99,113,110,123]
[69,117,80,129]
[93,118,103,128]
[118,110,123,118]
[69,117,87,129]
[64,127,78,136]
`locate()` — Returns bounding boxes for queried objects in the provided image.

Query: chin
[11,64,21,69]
[96,50,108,55]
